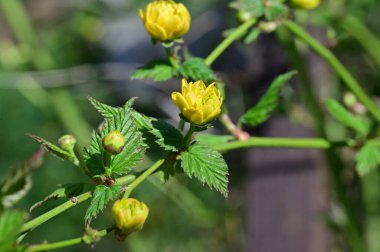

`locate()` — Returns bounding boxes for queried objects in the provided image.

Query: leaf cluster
[130,57,217,84]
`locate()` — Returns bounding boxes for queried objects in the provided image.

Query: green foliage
[85,184,121,223]
[30,183,85,212]
[180,143,229,197]
[132,110,154,132]
[177,57,217,83]
[89,97,118,119]
[195,134,234,146]
[0,211,25,252]
[230,0,288,21]
[243,28,261,44]
[130,60,174,81]
[84,98,146,176]
[326,99,371,138]
[28,134,77,165]
[230,0,264,18]
[150,120,184,151]
[264,1,288,21]
[0,150,44,209]
[355,142,380,176]
[239,71,296,127]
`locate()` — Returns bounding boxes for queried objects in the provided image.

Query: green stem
[277,27,365,252]
[26,228,111,252]
[212,137,345,152]
[165,47,180,69]
[20,191,92,234]
[20,175,135,235]
[182,123,196,148]
[284,20,380,122]
[341,14,380,71]
[123,159,165,198]
[276,27,326,137]
[205,19,257,66]
[178,119,185,131]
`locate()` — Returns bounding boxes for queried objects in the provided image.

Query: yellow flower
[171,79,223,125]
[139,0,191,42]
[112,198,149,235]
[291,0,320,9]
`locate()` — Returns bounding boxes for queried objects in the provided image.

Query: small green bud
[58,134,76,151]
[343,93,357,108]
[112,198,149,238]
[236,10,253,23]
[102,130,125,155]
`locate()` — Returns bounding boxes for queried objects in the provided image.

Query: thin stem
[26,228,112,252]
[20,191,92,234]
[165,47,180,69]
[182,123,196,148]
[123,159,165,198]
[205,19,256,66]
[341,14,380,71]
[178,119,185,131]
[20,175,135,235]
[219,113,250,140]
[277,27,366,252]
[212,137,346,152]
[284,21,380,122]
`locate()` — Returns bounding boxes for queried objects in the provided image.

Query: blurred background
[1,0,380,251]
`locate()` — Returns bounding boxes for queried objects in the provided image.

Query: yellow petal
[171,92,189,111]
[183,108,204,125]
[138,9,145,21]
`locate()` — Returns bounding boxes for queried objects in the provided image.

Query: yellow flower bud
[112,198,149,235]
[291,0,320,10]
[139,0,191,42]
[171,79,223,125]
[102,130,125,155]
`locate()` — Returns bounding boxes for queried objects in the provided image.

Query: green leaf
[28,134,77,165]
[264,1,288,21]
[130,60,174,81]
[180,143,229,197]
[88,97,118,118]
[132,110,154,132]
[355,143,380,176]
[230,0,264,18]
[83,132,105,176]
[326,99,371,137]
[243,28,261,44]
[239,71,296,127]
[195,134,234,146]
[0,211,25,252]
[0,150,44,209]
[30,183,85,212]
[150,120,184,151]
[177,57,217,83]
[84,98,146,176]
[85,184,121,223]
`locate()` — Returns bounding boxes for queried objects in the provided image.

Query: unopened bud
[58,134,76,152]
[343,93,357,108]
[237,10,253,23]
[112,198,149,238]
[291,0,320,10]
[102,130,125,155]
